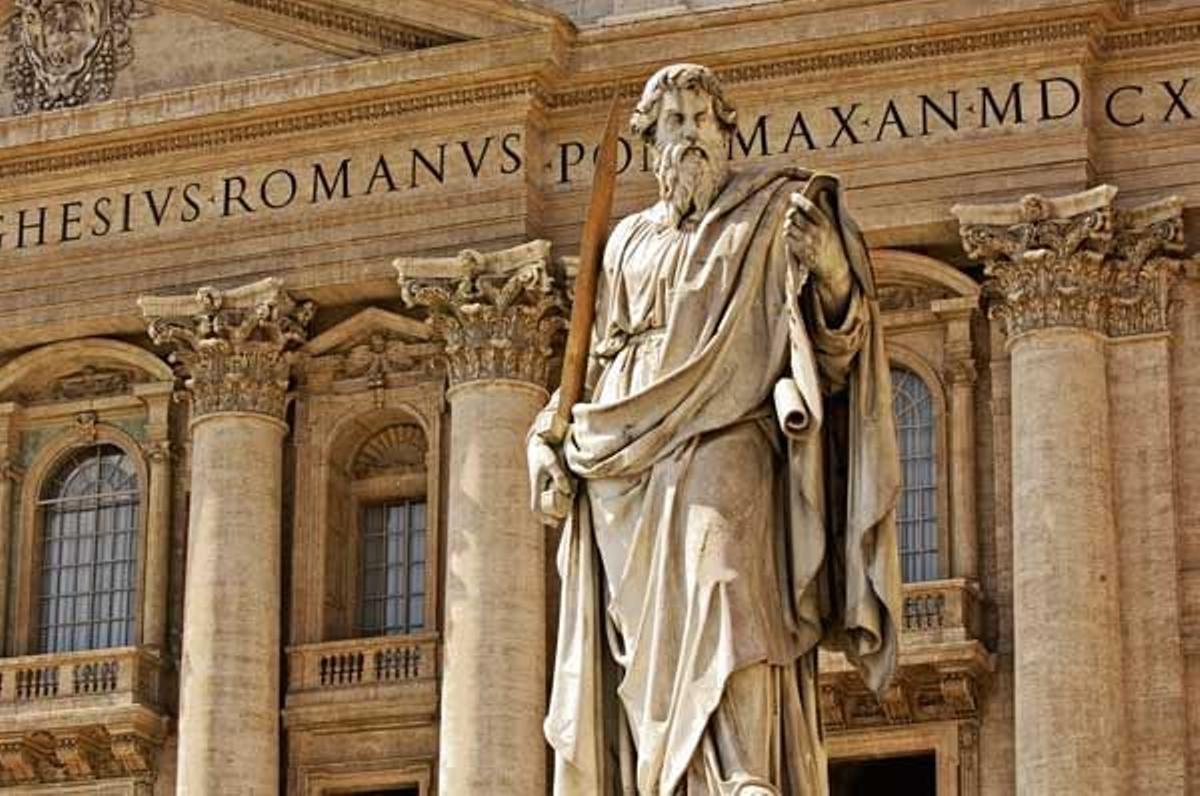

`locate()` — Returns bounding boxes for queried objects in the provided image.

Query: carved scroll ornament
[138,278,315,421]
[952,186,1185,339]
[395,241,568,388]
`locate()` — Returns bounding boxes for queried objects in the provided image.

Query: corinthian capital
[394,240,567,388]
[138,278,315,421]
[952,186,1185,339]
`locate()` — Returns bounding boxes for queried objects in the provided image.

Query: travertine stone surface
[140,278,312,795]
[440,379,548,795]
[396,241,561,795]
[174,414,286,795]
[1009,329,1125,796]
[955,186,1191,795]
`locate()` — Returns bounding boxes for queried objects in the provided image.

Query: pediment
[302,307,441,388]
[305,307,433,356]
[0,0,559,117]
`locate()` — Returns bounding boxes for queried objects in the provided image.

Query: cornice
[0,79,544,181]
[157,0,457,55]
[549,19,1098,109]
[1,11,1198,181]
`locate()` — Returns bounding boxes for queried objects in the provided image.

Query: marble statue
[528,63,903,796]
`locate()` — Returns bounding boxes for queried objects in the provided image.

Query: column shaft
[1010,330,1125,795]
[440,381,547,795]
[176,415,285,795]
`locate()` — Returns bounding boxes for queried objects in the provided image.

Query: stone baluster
[952,187,1183,796]
[396,240,566,796]
[139,278,314,795]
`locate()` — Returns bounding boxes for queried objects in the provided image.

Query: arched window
[891,368,939,583]
[354,425,428,637]
[38,443,140,653]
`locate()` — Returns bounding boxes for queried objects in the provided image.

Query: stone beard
[657,141,726,228]
[532,64,903,795]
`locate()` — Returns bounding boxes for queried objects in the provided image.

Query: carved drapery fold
[138,278,315,421]
[952,185,1185,339]
[394,240,567,388]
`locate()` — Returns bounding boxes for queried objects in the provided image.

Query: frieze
[138,277,315,421]
[952,186,1186,339]
[4,0,144,115]
[395,240,567,389]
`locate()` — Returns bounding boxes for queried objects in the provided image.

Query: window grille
[891,368,939,583]
[37,443,140,653]
[359,500,427,636]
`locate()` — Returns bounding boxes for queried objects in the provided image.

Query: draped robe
[535,165,902,795]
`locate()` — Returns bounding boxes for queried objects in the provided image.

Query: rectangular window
[358,499,427,637]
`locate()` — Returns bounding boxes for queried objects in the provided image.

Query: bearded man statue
[528,63,903,796]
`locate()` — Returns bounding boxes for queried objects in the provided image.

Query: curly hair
[629,63,738,144]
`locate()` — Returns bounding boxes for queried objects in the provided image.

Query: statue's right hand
[528,437,575,523]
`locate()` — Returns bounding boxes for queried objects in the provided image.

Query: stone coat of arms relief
[4,0,141,114]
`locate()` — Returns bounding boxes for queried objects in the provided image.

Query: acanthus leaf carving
[395,241,568,388]
[952,186,1185,339]
[138,278,315,421]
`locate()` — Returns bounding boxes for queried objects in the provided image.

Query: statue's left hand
[785,191,853,321]
[784,192,851,286]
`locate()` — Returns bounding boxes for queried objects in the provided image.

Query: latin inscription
[0,72,1195,254]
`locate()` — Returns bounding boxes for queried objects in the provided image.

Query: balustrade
[0,647,162,710]
[288,634,438,697]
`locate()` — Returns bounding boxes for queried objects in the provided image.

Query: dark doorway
[829,753,937,796]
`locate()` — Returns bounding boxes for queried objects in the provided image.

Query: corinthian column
[139,278,314,796]
[953,188,1182,796]
[396,241,566,796]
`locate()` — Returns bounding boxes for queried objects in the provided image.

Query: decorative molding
[0,458,24,483]
[546,20,1096,109]
[821,661,990,732]
[4,0,143,115]
[952,186,1185,339]
[0,79,543,181]
[142,439,171,464]
[139,277,315,421]
[74,410,98,441]
[395,240,567,389]
[353,423,425,478]
[0,726,159,785]
[1103,20,1200,53]
[958,721,980,796]
[0,13,1165,180]
[878,284,956,312]
[223,0,455,51]
[0,731,54,784]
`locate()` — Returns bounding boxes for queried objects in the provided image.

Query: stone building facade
[0,0,1197,794]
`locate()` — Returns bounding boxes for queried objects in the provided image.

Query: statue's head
[16,0,108,95]
[631,64,738,227]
